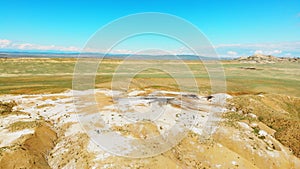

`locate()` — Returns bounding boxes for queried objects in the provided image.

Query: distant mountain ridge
[0,51,228,60]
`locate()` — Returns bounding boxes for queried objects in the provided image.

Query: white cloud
[254,50,263,54]
[1,39,299,57]
[214,44,241,48]
[0,39,190,55]
[272,49,282,54]
[83,45,196,55]
[0,39,12,48]
[284,53,292,57]
[0,39,80,52]
[13,43,34,49]
[254,49,282,55]
[216,41,300,57]
[227,51,237,56]
[82,47,134,54]
[216,42,300,52]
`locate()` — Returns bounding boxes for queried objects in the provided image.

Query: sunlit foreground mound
[0,89,299,169]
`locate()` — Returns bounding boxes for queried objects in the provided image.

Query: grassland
[0,58,299,97]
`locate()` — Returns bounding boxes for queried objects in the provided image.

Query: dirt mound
[0,124,57,169]
[48,133,95,169]
[228,94,300,158]
[271,118,300,157]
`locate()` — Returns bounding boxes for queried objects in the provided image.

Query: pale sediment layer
[0,89,299,168]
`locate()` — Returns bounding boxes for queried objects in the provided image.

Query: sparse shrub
[0,101,17,115]
[253,127,260,135]
[258,116,264,121]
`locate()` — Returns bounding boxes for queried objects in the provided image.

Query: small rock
[247,113,257,119]
[237,122,252,130]
[250,123,258,128]
[258,130,268,137]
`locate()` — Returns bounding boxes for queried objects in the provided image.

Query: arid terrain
[0,56,299,168]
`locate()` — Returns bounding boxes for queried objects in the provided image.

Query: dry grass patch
[8,121,39,132]
[228,94,300,158]
[0,101,28,116]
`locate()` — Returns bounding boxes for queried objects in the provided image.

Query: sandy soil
[0,89,299,168]
[0,123,57,169]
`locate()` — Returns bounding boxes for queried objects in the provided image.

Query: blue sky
[0,0,300,57]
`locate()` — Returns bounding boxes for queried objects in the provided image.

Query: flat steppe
[0,58,299,96]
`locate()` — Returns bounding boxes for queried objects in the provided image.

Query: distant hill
[236,54,299,63]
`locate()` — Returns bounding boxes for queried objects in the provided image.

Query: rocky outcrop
[236,54,299,63]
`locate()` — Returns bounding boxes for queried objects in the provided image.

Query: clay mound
[1,89,300,168]
[0,124,57,169]
[228,94,300,158]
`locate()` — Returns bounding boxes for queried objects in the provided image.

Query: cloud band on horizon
[0,39,299,58]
